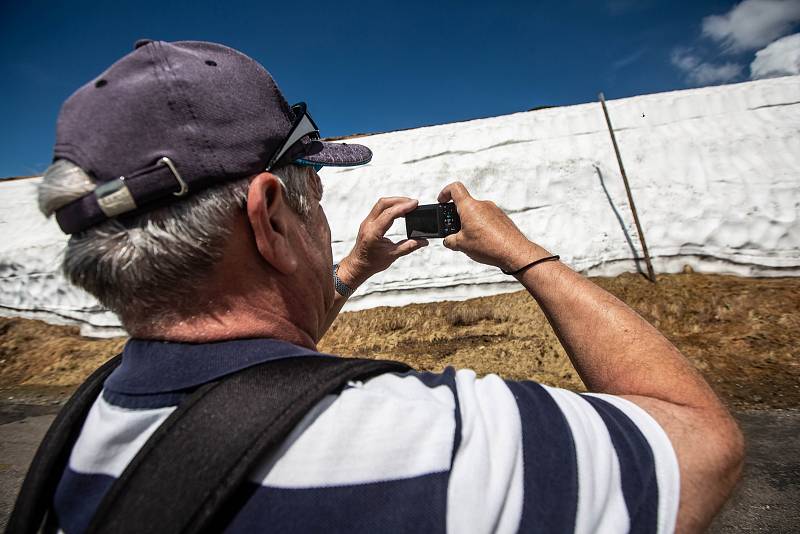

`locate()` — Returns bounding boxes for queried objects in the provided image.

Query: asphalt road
[709,410,800,533]
[1,406,798,532]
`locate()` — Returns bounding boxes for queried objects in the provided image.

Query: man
[36,40,742,533]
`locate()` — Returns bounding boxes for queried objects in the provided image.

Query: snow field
[1,75,798,335]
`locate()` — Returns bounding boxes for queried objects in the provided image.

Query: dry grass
[1,272,798,409]
[445,304,501,327]
[319,291,578,389]
[320,272,800,409]
[0,319,125,387]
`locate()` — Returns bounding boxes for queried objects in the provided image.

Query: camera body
[404,202,461,239]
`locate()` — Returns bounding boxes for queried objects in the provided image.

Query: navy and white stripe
[53,339,679,533]
[504,381,578,533]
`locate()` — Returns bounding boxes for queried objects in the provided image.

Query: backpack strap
[7,353,123,534]
[86,355,409,534]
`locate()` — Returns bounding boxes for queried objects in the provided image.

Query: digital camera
[404,202,461,239]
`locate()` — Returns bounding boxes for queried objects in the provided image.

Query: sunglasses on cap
[267,102,322,171]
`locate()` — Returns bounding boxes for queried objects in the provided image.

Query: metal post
[598,92,656,283]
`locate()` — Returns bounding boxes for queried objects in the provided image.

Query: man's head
[37,40,371,341]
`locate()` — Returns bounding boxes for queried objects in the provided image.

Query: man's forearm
[516,249,721,411]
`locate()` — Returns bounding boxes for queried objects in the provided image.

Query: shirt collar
[104,337,327,395]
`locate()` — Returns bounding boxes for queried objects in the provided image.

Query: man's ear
[246,172,299,275]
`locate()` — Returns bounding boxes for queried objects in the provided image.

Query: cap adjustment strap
[94,178,137,218]
[55,157,192,234]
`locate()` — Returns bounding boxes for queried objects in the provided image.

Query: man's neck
[129,282,319,350]
[137,309,316,349]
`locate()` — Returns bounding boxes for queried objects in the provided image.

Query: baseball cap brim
[293,138,372,168]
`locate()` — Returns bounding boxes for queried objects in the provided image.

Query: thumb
[393,238,429,257]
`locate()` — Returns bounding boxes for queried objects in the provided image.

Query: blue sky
[1,0,794,177]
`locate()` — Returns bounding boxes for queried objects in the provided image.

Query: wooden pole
[598,92,656,283]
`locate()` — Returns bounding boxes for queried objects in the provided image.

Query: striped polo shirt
[54,338,679,533]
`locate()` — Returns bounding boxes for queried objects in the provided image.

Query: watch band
[332,263,355,298]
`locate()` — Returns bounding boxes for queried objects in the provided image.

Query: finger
[392,238,429,257]
[437,181,472,204]
[367,197,415,221]
[373,199,418,236]
[442,233,459,251]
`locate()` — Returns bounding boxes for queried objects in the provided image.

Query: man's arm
[320,197,428,336]
[438,182,744,533]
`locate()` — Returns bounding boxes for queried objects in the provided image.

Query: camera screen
[405,206,439,238]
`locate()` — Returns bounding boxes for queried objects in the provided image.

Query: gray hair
[38,160,314,331]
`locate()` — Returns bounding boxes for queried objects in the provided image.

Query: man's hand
[336,197,428,288]
[437,182,551,271]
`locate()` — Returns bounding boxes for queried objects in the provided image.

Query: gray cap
[53,39,372,234]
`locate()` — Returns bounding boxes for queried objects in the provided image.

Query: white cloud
[691,62,745,84]
[751,32,800,77]
[702,0,800,53]
[671,48,700,71]
[612,48,647,70]
[671,48,744,85]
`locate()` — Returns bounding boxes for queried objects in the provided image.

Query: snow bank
[2,75,799,336]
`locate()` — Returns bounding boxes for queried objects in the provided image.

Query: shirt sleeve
[446,371,679,534]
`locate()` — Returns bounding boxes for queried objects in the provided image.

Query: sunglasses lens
[295,161,323,172]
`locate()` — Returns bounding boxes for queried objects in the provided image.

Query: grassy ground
[1,273,798,410]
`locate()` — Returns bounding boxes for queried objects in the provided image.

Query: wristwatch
[332,263,355,298]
